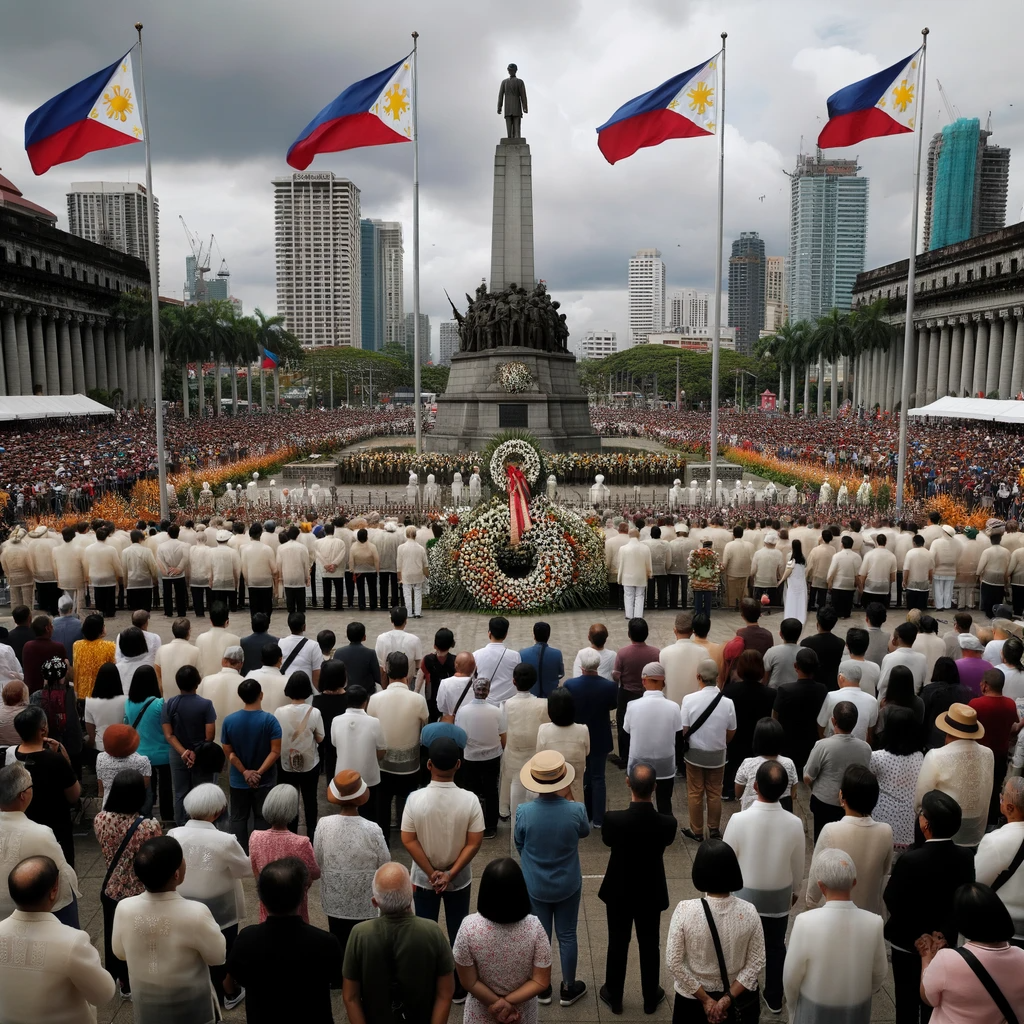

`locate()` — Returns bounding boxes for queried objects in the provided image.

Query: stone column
[972,315,988,397]
[985,313,1002,397]
[936,320,951,399]
[145,348,155,408]
[95,323,109,393]
[116,325,128,402]
[106,326,119,396]
[960,317,975,398]
[69,317,86,394]
[948,321,963,399]
[15,311,32,395]
[126,343,138,406]
[57,316,73,395]
[82,320,97,392]
[2,308,19,396]
[915,325,928,406]
[998,308,1015,401]
[925,322,940,404]
[867,348,877,409]
[1010,308,1024,400]
[29,313,46,394]
[44,315,59,396]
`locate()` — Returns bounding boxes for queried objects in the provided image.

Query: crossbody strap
[991,835,1024,893]
[955,947,1018,1024]
[281,636,308,674]
[686,691,724,739]
[700,897,732,995]
[102,815,144,897]
[452,668,479,718]
[130,697,156,730]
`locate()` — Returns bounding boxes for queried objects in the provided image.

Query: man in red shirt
[612,618,661,768]
[971,669,1023,827]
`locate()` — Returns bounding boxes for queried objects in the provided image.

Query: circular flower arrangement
[497,361,534,393]
[489,439,541,495]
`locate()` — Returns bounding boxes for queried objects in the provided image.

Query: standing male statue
[497,63,528,139]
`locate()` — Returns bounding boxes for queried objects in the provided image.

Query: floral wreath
[497,361,534,393]
[489,439,541,495]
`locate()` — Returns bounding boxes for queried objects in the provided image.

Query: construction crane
[179,216,213,303]
[212,235,229,279]
[936,79,961,124]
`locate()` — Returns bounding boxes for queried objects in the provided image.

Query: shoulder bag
[284,704,315,773]
[681,691,723,755]
[955,946,1018,1024]
[130,697,157,730]
[990,836,1024,894]
[281,637,309,674]
[700,897,760,1022]
[101,814,144,899]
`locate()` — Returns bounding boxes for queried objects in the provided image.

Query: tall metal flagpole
[708,33,727,494]
[135,22,169,521]
[895,28,929,511]
[411,31,422,454]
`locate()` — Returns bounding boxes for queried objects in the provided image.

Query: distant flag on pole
[286,54,413,169]
[261,348,280,370]
[817,49,923,149]
[25,49,144,175]
[596,54,720,165]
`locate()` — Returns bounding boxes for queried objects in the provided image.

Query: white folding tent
[0,395,114,422]
[908,397,1024,423]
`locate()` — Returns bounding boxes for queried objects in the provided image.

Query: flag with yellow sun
[287,53,413,170]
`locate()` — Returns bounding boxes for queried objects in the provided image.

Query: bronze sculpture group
[448,280,570,354]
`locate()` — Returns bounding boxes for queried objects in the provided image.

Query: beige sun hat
[520,750,575,794]
[934,702,985,741]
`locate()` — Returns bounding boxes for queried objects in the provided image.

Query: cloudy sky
[2,0,1022,360]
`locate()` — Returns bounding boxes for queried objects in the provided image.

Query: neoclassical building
[851,222,1024,411]
[0,174,152,404]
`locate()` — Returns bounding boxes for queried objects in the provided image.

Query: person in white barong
[451,471,464,504]
[783,847,887,1024]
[112,835,227,1024]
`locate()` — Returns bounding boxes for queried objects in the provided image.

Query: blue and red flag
[261,348,280,370]
[287,54,412,170]
[25,49,144,175]
[596,54,720,165]
[817,49,922,149]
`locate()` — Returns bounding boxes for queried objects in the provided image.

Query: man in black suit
[239,613,279,676]
[599,763,676,1015]
[799,605,846,691]
[883,790,975,1024]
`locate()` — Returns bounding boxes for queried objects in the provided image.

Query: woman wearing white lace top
[312,768,390,954]
[665,839,765,1023]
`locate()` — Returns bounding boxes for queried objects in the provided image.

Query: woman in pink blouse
[248,784,320,923]
[93,769,162,999]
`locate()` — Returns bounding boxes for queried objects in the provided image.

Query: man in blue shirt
[563,649,618,827]
[221,678,282,852]
[518,622,564,699]
[161,664,218,826]
[51,597,83,668]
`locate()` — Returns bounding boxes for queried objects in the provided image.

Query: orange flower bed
[922,495,991,530]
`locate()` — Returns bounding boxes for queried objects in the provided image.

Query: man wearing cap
[401,737,484,1002]
[27,525,60,615]
[668,522,696,609]
[514,751,590,1007]
[209,530,241,612]
[978,521,1011,618]
[454,678,507,839]
[622,663,684,816]
[916,703,995,848]
[751,531,785,608]
[954,631,990,697]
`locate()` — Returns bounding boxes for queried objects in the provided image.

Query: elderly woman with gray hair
[783,848,887,1024]
[248,783,320,923]
[168,782,252,1010]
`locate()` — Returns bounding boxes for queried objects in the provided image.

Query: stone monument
[427,64,599,454]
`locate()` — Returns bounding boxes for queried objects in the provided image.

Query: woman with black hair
[31,656,83,779]
[921,657,973,749]
[536,688,589,804]
[732,717,798,811]
[876,665,925,749]
[273,670,325,834]
[666,839,764,1023]
[93,768,162,999]
[452,857,552,1024]
[919,882,1024,1021]
[115,626,151,692]
[870,707,925,853]
[125,665,172,821]
[312,660,346,779]
[84,663,126,755]
[419,628,455,723]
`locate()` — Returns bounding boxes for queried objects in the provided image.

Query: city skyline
[2,1,1023,356]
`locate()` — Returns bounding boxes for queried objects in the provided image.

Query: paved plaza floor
[2,602,916,1023]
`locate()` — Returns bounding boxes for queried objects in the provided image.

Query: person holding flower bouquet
[688,543,721,620]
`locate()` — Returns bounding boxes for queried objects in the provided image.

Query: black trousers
[379,571,399,608]
[810,794,844,841]
[896,569,904,607]
[864,590,890,608]
[990,751,1007,827]
[36,581,60,616]
[358,783,380,829]
[615,688,642,763]
[237,572,247,609]
[981,581,1005,618]
[753,585,779,607]
[191,585,207,617]
[247,586,273,625]
[604,903,662,1005]
[285,586,306,615]
[101,892,129,989]
[281,763,321,835]
[673,992,758,1024]
[831,587,855,618]
[378,771,418,847]
[94,585,116,618]
[211,588,235,612]
[761,914,788,1009]
[345,571,356,607]
[355,573,378,611]
[127,587,152,612]
[458,756,501,832]
[322,577,343,610]
[328,916,358,964]
[906,588,929,611]
[647,575,669,609]
[668,575,687,609]
[808,585,826,611]
[608,582,623,609]
[1012,583,1024,617]
[892,947,933,1024]
[309,564,318,605]
[655,777,675,817]
[163,577,188,617]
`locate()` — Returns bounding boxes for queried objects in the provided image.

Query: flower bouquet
[688,546,721,591]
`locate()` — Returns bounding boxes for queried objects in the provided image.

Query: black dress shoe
[599,985,623,1014]
[644,987,666,1014]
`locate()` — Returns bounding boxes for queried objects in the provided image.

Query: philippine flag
[287,55,412,170]
[817,49,922,150]
[261,348,280,370]
[25,50,144,176]
[596,55,720,165]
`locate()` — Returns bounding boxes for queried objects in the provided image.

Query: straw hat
[520,750,575,794]
[934,702,985,741]
[941,524,956,538]
[103,724,141,758]
[28,526,48,539]
[327,769,368,804]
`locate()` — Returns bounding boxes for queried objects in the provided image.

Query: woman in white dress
[780,539,808,625]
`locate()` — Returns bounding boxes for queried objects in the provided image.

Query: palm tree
[852,298,896,412]
[249,309,300,413]
[231,316,261,415]
[766,321,805,417]
[196,300,235,417]
[163,304,203,420]
[813,309,854,418]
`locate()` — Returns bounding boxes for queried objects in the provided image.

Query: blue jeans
[531,888,581,987]
[693,590,712,618]
[584,750,607,826]
[168,757,218,826]
[54,895,79,929]
[414,885,471,996]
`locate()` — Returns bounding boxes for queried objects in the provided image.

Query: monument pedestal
[427,346,599,453]
[491,139,535,292]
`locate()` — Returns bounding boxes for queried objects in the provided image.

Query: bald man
[436,653,478,720]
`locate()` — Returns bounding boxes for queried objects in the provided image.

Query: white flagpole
[895,27,929,511]
[708,32,727,494]
[411,31,422,454]
[135,22,169,521]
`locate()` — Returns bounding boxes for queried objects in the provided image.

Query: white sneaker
[224,987,246,1011]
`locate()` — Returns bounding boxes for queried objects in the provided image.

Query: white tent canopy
[0,395,114,422]
[908,396,1024,424]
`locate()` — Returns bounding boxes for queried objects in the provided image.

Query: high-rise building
[373,221,404,347]
[273,172,361,347]
[668,289,711,332]
[764,256,787,331]
[579,331,617,360]
[360,219,385,351]
[923,117,1010,251]
[727,232,766,354]
[66,182,158,268]
[439,320,460,366]
[787,152,869,324]
[628,249,665,345]
[404,312,430,360]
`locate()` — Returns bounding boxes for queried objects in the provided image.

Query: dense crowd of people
[0,505,1023,1021]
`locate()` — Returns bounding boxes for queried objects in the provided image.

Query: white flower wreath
[498,361,534,393]
[489,439,541,494]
